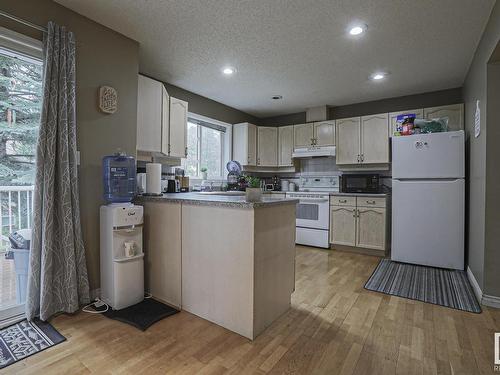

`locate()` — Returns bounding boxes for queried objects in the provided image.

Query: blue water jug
[102,152,136,203]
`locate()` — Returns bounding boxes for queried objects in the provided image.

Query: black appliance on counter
[341,174,380,193]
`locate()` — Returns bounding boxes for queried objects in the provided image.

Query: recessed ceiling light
[349,25,365,36]
[271,95,283,100]
[371,72,387,81]
[222,67,235,75]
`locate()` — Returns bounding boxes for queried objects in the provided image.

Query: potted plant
[200,167,208,180]
[245,176,262,202]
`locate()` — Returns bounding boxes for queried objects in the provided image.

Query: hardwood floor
[6,246,500,374]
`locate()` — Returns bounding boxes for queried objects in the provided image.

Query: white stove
[286,176,339,248]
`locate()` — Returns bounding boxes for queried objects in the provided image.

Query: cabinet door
[424,103,464,131]
[335,117,360,165]
[278,125,294,166]
[143,202,182,308]
[314,121,335,146]
[360,113,389,164]
[137,75,163,153]
[389,108,423,137]
[169,97,188,158]
[232,123,257,166]
[356,207,386,250]
[160,85,170,155]
[330,206,356,246]
[294,123,314,148]
[247,123,257,165]
[257,127,278,166]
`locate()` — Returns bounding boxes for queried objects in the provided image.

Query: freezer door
[392,131,464,179]
[391,179,464,270]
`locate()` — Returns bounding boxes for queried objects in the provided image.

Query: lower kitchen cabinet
[143,201,182,309]
[329,206,356,246]
[356,207,386,250]
[330,195,388,254]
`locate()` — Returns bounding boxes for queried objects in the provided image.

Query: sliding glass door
[0,28,42,324]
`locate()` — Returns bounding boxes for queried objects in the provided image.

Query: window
[0,27,42,316]
[182,114,231,179]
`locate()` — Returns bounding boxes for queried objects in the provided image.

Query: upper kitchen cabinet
[335,117,360,165]
[424,103,464,131]
[233,123,257,166]
[389,109,424,137]
[137,74,167,154]
[313,121,335,146]
[360,113,389,164]
[294,123,314,148]
[294,121,335,148]
[169,97,188,158]
[335,114,389,166]
[278,125,294,167]
[137,74,188,157]
[257,127,278,166]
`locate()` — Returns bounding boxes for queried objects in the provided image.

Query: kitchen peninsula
[137,193,297,340]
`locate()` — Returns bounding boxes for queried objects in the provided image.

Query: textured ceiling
[55,0,494,117]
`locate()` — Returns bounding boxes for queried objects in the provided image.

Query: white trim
[0,311,24,329]
[0,26,42,59]
[184,112,232,180]
[482,294,500,309]
[467,266,500,308]
[467,266,483,304]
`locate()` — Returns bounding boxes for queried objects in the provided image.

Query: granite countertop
[135,192,298,209]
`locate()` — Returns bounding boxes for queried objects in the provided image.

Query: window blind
[188,117,226,133]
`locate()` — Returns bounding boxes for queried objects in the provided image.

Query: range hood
[292,146,336,158]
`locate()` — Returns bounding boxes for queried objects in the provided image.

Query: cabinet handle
[257,158,260,165]
[168,144,171,154]
[185,147,188,157]
[352,209,358,218]
[357,154,360,163]
[339,199,347,203]
[366,200,376,204]
[361,154,364,162]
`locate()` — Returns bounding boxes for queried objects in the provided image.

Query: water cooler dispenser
[100,204,144,310]
[100,152,143,310]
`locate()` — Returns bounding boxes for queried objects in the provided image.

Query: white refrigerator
[391,130,465,270]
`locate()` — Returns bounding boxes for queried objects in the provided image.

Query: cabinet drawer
[356,197,386,208]
[330,195,356,206]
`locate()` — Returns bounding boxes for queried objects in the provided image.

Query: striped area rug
[365,259,481,313]
[0,319,66,369]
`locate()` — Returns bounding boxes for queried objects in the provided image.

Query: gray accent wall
[330,88,463,119]
[463,0,500,295]
[161,80,260,125]
[259,88,463,125]
[0,0,140,290]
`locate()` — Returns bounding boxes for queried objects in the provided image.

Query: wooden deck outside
[0,251,18,309]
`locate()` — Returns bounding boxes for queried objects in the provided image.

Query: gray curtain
[26,22,90,321]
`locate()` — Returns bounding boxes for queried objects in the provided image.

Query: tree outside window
[182,120,224,179]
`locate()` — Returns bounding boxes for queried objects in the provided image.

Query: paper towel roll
[146,163,162,195]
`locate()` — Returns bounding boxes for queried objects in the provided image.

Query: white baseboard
[467,266,483,303]
[482,294,500,309]
[467,267,500,309]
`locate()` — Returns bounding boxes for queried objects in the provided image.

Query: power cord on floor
[82,293,153,314]
[82,298,109,314]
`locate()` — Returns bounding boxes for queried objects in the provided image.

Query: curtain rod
[0,10,46,33]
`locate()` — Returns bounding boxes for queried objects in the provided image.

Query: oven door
[295,197,329,230]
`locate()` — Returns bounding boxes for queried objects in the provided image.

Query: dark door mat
[365,259,481,313]
[103,298,179,331]
[0,319,66,369]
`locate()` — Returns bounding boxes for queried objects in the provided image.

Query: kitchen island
[136,193,297,340]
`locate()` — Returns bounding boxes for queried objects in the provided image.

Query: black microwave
[341,174,380,193]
